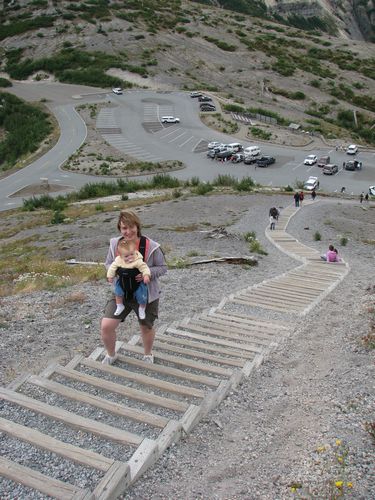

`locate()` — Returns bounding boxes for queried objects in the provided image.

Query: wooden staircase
[0,201,349,499]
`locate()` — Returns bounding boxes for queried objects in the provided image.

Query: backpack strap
[138,235,148,260]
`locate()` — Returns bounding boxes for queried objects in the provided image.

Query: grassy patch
[0,237,104,297]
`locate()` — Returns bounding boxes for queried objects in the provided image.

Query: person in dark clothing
[294,192,300,207]
[311,189,317,200]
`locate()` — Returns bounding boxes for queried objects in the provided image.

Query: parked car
[161,116,180,124]
[231,153,244,163]
[345,160,362,171]
[216,150,233,160]
[112,87,123,95]
[227,142,243,152]
[198,95,212,102]
[304,154,317,166]
[244,155,257,164]
[244,145,261,157]
[369,186,375,196]
[190,91,202,98]
[317,155,330,168]
[207,149,216,158]
[208,141,222,149]
[256,156,275,167]
[200,105,216,112]
[323,163,339,175]
[346,144,358,155]
[304,176,320,190]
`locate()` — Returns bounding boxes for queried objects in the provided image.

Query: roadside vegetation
[0,173,263,296]
[0,92,53,173]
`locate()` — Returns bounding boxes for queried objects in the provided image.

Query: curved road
[1,82,373,211]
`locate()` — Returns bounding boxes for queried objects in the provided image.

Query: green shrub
[51,210,65,224]
[236,177,255,192]
[223,103,246,113]
[249,239,268,255]
[0,78,12,88]
[194,183,213,195]
[0,92,53,172]
[314,231,321,241]
[22,194,68,212]
[0,15,54,41]
[244,231,256,242]
[284,185,294,192]
[172,189,182,198]
[212,174,237,187]
[340,236,348,246]
[151,174,180,189]
[250,127,272,140]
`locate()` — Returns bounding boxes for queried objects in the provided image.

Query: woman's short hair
[117,209,141,236]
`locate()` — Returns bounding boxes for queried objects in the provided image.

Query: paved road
[1,82,374,211]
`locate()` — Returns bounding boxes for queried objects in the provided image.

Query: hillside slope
[0,0,374,146]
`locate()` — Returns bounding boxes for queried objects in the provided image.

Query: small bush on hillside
[194,183,214,195]
[51,210,65,224]
[0,78,12,87]
[212,175,237,187]
[151,174,180,189]
[236,177,255,191]
[314,231,321,241]
[340,236,348,246]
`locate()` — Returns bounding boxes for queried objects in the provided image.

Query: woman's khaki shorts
[103,298,159,329]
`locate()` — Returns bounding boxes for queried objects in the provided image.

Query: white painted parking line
[179,136,194,148]
[292,161,305,171]
[168,132,186,143]
[159,128,182,139]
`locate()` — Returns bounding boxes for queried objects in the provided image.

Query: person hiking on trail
[294,192,300,207]
[299,191,304,206]
[269,213,277,230]
[360,192,364,204]
[101,209,167,366]
[269,207,279,220]
[311,189,317,201]
[107,239,151,319]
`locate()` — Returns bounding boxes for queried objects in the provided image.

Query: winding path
[0,201,350,499]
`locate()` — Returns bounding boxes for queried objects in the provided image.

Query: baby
[107,239,151,319]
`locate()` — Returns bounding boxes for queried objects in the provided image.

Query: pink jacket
[326,250,339,262]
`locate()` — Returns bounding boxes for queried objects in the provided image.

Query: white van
[227,142,243,152]
[244,145,261,157]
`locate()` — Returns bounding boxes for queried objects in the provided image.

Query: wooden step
[28,375,169,428]
[0,387,143,446]
[53,365,189,413]
[0,455,94,500]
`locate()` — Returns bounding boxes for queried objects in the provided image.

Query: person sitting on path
[107,239,151,319]
[101,209,167,365]
[320,244,340,262]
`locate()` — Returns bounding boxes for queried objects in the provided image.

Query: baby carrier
[116,236,147,300]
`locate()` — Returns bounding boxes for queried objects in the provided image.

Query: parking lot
[95,90,374,195]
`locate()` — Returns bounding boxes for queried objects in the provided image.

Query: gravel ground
[0,192,374,498]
